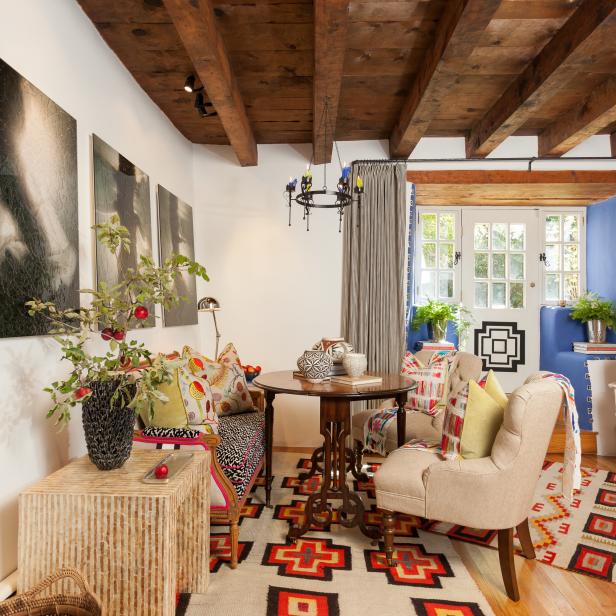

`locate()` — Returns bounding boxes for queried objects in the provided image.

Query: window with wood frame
[416,211,460,305]
[542,211,585,305]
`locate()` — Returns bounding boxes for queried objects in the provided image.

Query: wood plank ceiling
[77,0,616,167]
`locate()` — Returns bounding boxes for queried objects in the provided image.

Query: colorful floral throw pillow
[139,363,217,434]
[183,343,254,416]
[400,351,452,416]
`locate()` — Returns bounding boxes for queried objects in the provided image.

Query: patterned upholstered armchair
[133,389,267,569]
[351,351,483,461]
[374,376,563,600]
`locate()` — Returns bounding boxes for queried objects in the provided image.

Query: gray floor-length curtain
[341,162,408,374]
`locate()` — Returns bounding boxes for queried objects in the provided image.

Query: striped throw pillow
[400,351,452,416]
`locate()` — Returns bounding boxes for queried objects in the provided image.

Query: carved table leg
[264,391,275,508]
[347,443,369,482]
[287,397,380,542]
[395,392,408,449]
[298,447,324,481]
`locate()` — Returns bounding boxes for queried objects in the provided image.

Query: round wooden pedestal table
[253,370,416,542]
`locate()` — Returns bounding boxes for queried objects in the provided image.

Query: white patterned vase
[297,350,333,383]
[312,337,353,364]
[342,352,367,378]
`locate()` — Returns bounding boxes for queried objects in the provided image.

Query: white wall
[0,1,201,581]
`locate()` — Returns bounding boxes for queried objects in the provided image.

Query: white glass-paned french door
[460,209,541,391]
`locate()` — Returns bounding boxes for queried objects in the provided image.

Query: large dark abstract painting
[93,134,154,327]
[0,59,79,338]
[157,185,198,327]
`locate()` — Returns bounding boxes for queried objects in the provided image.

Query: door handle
[454,251,462,265]
[530,282,536,288]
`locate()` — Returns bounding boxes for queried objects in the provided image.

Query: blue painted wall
[587,195,616,306]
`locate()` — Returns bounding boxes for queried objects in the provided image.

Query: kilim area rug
[178,452,495,616]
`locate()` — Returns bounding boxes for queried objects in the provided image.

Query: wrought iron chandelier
[284,99,363,232]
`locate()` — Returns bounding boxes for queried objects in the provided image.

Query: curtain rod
[352,156,616,171]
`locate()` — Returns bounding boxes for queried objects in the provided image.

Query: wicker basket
[0,569,101,616]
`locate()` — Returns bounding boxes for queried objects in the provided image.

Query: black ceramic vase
[81,380,136,471]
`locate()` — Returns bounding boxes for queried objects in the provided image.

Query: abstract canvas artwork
[157,185,198,327]
[93,134,154,327]
[0,58,79,338]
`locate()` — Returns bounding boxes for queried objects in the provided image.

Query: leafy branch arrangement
[27,214,209,425]
[412,299,474,344]
[570,292,616,328]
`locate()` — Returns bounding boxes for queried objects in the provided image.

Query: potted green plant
[570,292,616,343]
[412,299,473,344]
[26,215,209,470]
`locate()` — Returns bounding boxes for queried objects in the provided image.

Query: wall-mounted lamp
[198,296,221,357]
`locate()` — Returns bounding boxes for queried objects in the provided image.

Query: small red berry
[154,464,169,479]
[113,330,125,341]
[101,327,113,341]
[134,306,149,320]
[74,386,92,401]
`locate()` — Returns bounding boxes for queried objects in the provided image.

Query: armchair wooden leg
[353,440,364,476]
[516,518,536,560]
[497,528,520,602]
[381,509,396,567]
[230,518,239,570]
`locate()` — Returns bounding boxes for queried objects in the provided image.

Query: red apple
[113,330,125,341]
[255,365,262,372]
[101,327,113,341]
[154,464,169,479]
[134,305,149,320]
[74,386,92,401]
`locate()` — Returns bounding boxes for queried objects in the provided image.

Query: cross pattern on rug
[262,538,352,581]
[363,543,454,587]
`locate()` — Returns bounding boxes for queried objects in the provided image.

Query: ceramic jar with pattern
[342,352,368,378]
[312,337,353,364]
[297,350,333,383]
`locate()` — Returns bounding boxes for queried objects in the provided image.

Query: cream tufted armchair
[351,351,483,461]
[374,375,563,601]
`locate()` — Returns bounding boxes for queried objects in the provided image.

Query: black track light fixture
[184,75,216,117]
[184,74,203,93]
[193,90,217,118]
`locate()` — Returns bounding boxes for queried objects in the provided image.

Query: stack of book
[330,373,383,386]
[416,340,456,352]
[573,342,616,355]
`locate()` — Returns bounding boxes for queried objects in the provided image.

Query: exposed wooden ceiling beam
[389,0,501,159]
[539,76,616,156]
[406,169,616,207]
[466,0,616,158]
[163,0,257,166]
[312,0,350,165]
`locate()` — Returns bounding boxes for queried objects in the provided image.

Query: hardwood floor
[454,454,616,616]
[274,447,616,615]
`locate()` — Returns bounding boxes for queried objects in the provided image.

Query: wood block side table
[18,450,210,616]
